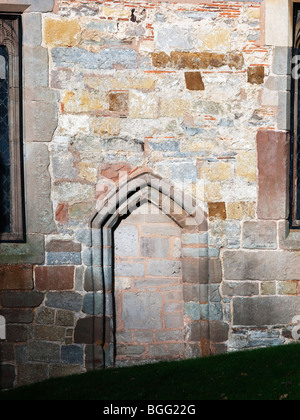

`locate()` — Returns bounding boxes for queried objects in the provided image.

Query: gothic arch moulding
[90,170,213,367]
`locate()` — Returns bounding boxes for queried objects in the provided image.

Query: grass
[1,344,300,400]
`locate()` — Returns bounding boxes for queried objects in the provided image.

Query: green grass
[1,344,300,400]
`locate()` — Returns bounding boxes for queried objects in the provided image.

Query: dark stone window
[0,15,25,242]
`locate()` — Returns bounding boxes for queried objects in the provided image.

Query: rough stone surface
[122,292,163,330]
[247,66,265,84]
[242,221,277,249]
[35,266,74,291]
[74,316,108,345]
[45,292,83,312]
[233,297,300,326]
[0,265,33,290]
[1,291,44,308]
[223,250,300,281]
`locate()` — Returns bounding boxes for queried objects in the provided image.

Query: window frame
[0,13,25,243]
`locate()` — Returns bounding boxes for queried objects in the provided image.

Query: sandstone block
[1,291,44,308]
[46,252,82,266]
[242,221,277,249]
[223,250,300,281]
[122,292,162,329]
[278,281,298,295]
[26,100,57,142]
[28,342,60,363]
[44,19,81,47]
[247,66,265,84]
[6,324,28,342]
[0,235,45,265]
[61,345,83,365]
[0,309,33,324]
[155,25,193,53]
[129,91,159,119]
[210,321,229,343]
[117,345,146,356]
[261,282,277,296]
[152,51,244,70]
[222,281,259,297]
[23,12,42,46]
[35,266,74,291]
[56,310,75,327]
[147,260,181,277]
[114,224,139,257]
[0,265,33,290]
[52,47,138,70]
[115,262,145,277]
[257,130,289,220]
[233,296,300,326]
[25,144,56,234]
[185,72,205,90]
[227,202,256,220]
[237,151,256,182]
[45,292,82,312]
[272,47,292,76]
[141,237,170,258]
[164,312,184,328]
[74,316,109,345]
[109,91,129,114]
[182,258,208,284]
[51,152,76,180]
[208,202,227,220]
[23,46,49,89]
[34,325,65,341]
[35,307,55,325]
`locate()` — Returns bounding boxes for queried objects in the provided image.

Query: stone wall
[0,0,300,389]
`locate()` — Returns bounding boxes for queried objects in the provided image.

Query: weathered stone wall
[0,0,300,389]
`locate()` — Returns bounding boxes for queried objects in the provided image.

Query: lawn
[1,343,300,400]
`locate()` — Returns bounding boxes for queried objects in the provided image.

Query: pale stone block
[122,292,162,329]
[261,88,279,106]
[265,0,291,47]
[25,144,56,234]
[242,221,277,250]
[114,225,139,257]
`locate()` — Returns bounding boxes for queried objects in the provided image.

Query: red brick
[0,265,33,290]
[35,266,74,292]
[257,130,290,220]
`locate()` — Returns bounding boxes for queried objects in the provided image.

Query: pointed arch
[90,171,210,367]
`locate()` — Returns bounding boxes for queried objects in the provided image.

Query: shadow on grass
[1,344,300,400]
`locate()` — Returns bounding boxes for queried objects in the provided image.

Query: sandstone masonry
[0,0,299,389]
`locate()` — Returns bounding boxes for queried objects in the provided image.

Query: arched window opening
[0,15,25,242]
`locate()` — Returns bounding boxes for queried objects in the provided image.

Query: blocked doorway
[114,204,185,366]
[91,171,209,367]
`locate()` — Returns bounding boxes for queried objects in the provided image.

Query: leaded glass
[0,15,25,242]
[0,46,10,233]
